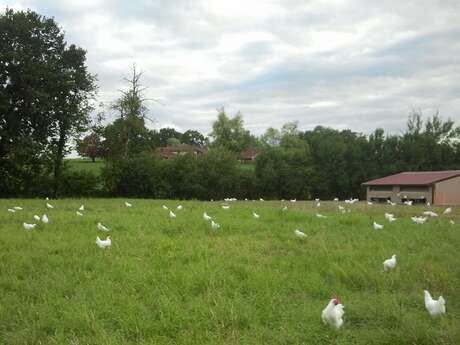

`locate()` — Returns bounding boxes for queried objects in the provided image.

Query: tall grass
[0,200,459,344]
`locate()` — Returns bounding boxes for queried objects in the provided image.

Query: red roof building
[240,148,262,162]
[362,170,460,205]
[157,144,206,159]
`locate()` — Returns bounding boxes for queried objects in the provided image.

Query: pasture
[0,199,459,344]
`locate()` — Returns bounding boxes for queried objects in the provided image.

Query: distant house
[157,144,206,159]
[362,170,460,205]
[240,148,262,163]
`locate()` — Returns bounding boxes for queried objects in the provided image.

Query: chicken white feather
[96,236,111,249]
[373,222,384,230]
[294,229,307,238]
[424,290,446,317]
[383,254,397,271]
[97,222,110,231]
[23,223,36,230]
[322,298,345,329]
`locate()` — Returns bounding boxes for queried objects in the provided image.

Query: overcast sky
[3,0,460,136]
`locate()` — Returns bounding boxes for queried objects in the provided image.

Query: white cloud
[0,0,459,136]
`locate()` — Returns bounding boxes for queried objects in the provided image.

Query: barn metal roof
[362,170,460,186]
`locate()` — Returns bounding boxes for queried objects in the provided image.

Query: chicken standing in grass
[169,210,176,219]
[79,205,85,211]
[7,208,15,213]
[162,205,168,210]
[316,213,327,219]
[443,207,452,215]
[177,205,183,210]
[294,229,307,238]
[13,206,23,210]
[322,298,345,329]
[125,202,132,207]
[253,212,260,219]
[373,222,384,230]
[41,214,48,224]
[23,223,36,231]
[424,290,446,317]
[383,254,397,271]
[33,215,40,221]
[96,236,111,249]
[76,211,83,216]
[203,212,212,221]
[411,216,427,224]
[97,222,110,232]
[425,209,436,216]
[211,220,220,230]
[222,205,230,209]
[46,203,54,209]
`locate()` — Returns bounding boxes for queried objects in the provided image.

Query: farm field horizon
[1,199,459,345]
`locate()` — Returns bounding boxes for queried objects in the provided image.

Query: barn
[362,170,460,205]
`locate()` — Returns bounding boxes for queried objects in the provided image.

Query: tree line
[1,9,460,200]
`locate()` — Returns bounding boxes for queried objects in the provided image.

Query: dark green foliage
[58,170,100,197]
[101,154,166,198]
[0,8,95,197]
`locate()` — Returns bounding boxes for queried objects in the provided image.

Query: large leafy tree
[0,9,96,196]
[210,108,256,153]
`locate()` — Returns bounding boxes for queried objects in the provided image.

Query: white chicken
[315,198,320,202]
[97,222,110,232]
[316,202,321,207]
[367,201,373,205]
[162,205,168,210]
[282,206,288,212]
[373,222,384,230]
[321,298,345,329]
[424,290,446,317]
[290,199,297,203]
[33,215,40,221]
[316,213,327,219]
[211,220,220,230]
[177,205,183,210]
[253,212,260,219]
[169,210,176,219]
[411,216,427,224]
[79,205,85,211]
[450,220,455,225]
[13,206,23,210]
[203,212,212,221]
[443,207,452,215]
[96,236,111,249]
[422,208,432,215]
[384,213,396,222]
[7,208,15,213]
[76,211,83,216]
[46,203,54,209]
[125,202,132,207]
[259,198,265,202]
[23,223,36,231]
[41,214,48,224]
[294,229,307,238]
[333,197,339,202]
[222,205,230,209]
[383,254,397,271]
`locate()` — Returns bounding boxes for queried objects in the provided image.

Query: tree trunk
[52,125,67,198]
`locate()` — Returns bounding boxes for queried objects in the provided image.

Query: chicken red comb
[332,296,341,305]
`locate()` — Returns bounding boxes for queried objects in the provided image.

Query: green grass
[66,158,105,175]
[0,200,459,344]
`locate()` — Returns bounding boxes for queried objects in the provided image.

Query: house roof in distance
[362,170,460,186]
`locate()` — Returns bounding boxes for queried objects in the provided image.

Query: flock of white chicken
[6,197,453,329]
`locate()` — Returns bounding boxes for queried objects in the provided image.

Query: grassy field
[66,158,105,175]
[0,200,459,345]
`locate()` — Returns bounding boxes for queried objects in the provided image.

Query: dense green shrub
[58,170,100,197]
